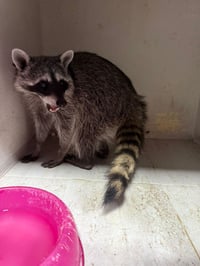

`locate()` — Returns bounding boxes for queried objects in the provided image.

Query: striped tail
[103,124,144,205]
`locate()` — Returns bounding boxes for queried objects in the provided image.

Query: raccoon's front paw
[21,154,39,163]
[41,159,62,168]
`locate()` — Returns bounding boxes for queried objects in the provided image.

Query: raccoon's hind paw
[41,159,62,168]
[21,154,39,163]
[96,141,109,159]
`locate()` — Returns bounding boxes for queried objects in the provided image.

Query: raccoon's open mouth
[46,104,60,113]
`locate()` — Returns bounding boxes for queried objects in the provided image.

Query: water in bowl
[0,208,57,266]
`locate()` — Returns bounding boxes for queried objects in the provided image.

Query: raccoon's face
[11,49,74,113]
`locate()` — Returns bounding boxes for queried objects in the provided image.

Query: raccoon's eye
[59,79,68,90]
[38,80,48,89]
[29,80,50,95]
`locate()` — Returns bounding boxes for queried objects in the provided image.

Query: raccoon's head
[11,48,74,113]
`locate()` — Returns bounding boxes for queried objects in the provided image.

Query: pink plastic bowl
[0,186,84,266]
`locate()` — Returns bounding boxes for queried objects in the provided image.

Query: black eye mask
[28,80,69,96]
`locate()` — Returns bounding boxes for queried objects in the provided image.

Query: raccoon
[11,48,147,204]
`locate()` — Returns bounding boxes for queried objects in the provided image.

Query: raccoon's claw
[41,160,62,168]
[21,154,39,163]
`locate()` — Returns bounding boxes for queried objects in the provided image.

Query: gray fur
[12,49,147,203]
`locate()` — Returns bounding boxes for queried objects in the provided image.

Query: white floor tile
[1,140,200,265]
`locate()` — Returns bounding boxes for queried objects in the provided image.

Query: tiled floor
[1,140,200,266]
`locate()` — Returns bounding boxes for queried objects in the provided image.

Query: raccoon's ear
[60,50,74,68]
[11,48,30,71]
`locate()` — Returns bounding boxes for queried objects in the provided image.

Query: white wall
[0,0,41,175]
[40,0,200,139]
[1,0,199,175]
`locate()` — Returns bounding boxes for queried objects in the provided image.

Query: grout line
[175,212,200,261]
[161,188,200,261]
[133,182,200,188]
[2,175,200,187]
[1,175,107,182]
[139,183,200,187]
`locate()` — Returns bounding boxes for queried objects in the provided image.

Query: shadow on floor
[139,139,200,171]
[20,137,200,172]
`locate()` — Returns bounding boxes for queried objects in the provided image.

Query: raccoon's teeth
[46,104,59,112]
[49,107,60,112]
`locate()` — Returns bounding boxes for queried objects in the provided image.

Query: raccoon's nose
[56,99,67,107]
